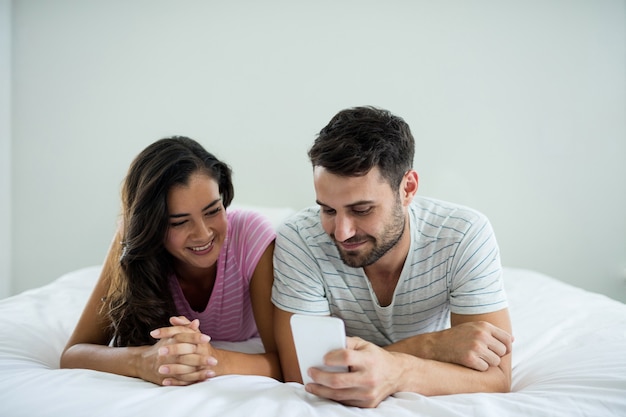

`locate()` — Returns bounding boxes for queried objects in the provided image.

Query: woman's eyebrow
[169,198,221,218]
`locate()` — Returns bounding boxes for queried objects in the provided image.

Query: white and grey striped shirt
[271,197,508,347]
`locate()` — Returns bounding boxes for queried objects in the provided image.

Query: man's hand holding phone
[290,314,348,384]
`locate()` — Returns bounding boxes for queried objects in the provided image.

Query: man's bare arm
[384,309,513,371]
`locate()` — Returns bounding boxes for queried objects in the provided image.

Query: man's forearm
[391,351,512,396]
[383,318,514,372]
[383,331,438,359]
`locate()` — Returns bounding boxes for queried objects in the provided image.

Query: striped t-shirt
[169,209,275,342]
[271,197,508,347]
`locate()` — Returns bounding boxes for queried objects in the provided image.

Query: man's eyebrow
[315,199,375,208]
[169,198,221,218]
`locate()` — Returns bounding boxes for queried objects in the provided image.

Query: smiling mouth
[334,234,371,250]
[340,241,365,250]
[190,241,213,252]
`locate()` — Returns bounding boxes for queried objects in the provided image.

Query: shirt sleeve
[448,213,508,315]
[271,216,331,315]
[229,209,276,282]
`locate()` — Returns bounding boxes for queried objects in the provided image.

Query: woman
[61,136,281,385]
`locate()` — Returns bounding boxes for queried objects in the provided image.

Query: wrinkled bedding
[1,266,625,417]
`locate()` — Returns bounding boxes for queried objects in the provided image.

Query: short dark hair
[308,106,415,190]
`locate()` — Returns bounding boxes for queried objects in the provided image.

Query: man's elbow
[490,366,512,393]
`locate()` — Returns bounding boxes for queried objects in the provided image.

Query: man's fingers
[489,327,513,356]
[345,336,368,350]
[479,349,501,369]
[488,339,509,358]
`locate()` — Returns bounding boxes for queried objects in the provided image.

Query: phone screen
[290,314,348,384]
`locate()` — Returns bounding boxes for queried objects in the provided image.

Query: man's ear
[401,170,419,205]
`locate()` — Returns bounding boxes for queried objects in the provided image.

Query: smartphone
[290,314,348,385]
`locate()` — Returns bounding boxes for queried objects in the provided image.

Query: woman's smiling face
[163,172,227,272]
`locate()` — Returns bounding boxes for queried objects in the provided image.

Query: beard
[333,201,406,268]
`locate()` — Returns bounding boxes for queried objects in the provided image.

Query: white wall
[0,0,11,299]
[9,0,626,302]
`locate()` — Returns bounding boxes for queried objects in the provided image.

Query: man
[271,106,513,408]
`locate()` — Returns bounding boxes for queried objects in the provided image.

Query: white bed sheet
[0,266,625,417]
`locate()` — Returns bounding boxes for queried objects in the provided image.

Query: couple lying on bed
[60,106,513,409]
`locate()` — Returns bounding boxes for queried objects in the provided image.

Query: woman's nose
[191,219,213,241]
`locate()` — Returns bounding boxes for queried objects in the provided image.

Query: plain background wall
[5,0,626,303]
[0,0,11,299]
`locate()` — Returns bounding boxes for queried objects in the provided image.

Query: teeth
[191,242,212,251]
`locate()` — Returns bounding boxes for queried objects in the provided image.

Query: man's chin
[338,251,367,268]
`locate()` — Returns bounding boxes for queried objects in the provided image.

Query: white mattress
[0,266,625,417]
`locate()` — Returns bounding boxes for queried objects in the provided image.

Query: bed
[1,265,625,416]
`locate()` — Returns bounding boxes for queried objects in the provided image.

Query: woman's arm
[60,231,211,386]
[60,230,146,376]
[156,243,283,381]
[216,242,282,379]
[247,241,282,379]
[273,307,302,382]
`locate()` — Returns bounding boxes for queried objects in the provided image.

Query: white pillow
[229,204,295,230]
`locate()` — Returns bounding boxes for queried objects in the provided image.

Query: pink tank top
[168,209,275,341]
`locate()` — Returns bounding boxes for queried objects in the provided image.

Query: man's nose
[333,213,356,242]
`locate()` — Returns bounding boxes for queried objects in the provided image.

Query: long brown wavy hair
[104,136,234,347]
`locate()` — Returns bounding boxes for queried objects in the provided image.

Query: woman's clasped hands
[144,316,219,386]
